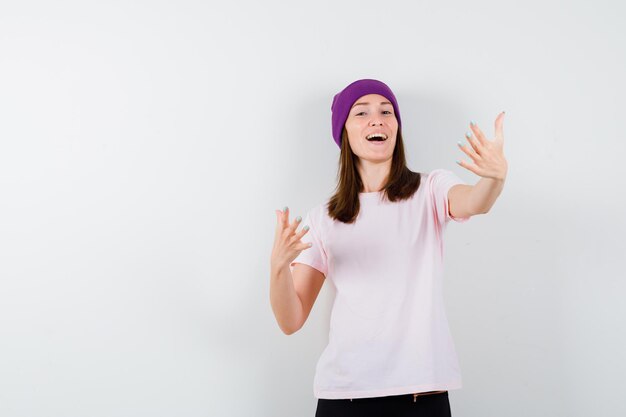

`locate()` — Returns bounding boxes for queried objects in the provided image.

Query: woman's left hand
[456,112,508,181]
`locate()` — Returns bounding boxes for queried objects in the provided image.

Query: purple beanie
[331,79,402,148]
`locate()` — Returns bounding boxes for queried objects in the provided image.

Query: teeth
[366,133,387,140]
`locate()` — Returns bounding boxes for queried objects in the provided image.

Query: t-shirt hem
[442,180,471,223]
[290,260,327,277]
[314,380,462,399]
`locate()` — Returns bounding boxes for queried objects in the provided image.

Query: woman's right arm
[270,260,326,335]
[270,207,322,335]
[270,261,304,335]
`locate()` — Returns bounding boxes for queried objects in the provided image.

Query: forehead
[351,93,392,108]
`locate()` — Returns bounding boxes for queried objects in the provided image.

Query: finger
[295,223,310,240]
[289,222,310,248]
[281,206,289,228]
[495,112,505,143]
[469,122,488,147]
[275,210,280,227]
[275,210,286,238]
[456,158,481,176]
[299,241,313,250]
[293,240,313,251]
[464,130,483,156]
[290,214,303,232]
[457,140,481,162]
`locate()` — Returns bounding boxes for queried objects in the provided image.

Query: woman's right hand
[271,207,311,268]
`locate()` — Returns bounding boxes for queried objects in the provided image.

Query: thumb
[274,210,281,238]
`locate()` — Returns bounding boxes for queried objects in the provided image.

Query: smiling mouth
[366,133,388,142]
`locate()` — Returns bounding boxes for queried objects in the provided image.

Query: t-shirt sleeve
[428,168,471,224]
[289,209,328,277]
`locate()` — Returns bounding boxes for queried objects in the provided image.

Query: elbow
[280,322,303,336]
[282,327,299,336]
[471,204,490,215]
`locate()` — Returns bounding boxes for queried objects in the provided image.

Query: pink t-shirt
[289,169,471,400]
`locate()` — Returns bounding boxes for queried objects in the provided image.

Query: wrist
[270,258,290,274]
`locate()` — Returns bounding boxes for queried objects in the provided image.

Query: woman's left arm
[448,112,508,218]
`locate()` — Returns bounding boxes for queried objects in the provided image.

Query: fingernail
[457,141,463,147]
[456,160,461,165]
[296,216,302,222]
[303,225,309,231]
[283,206,287,212]
[308,243,313,247]
[470,121,476,126]
[465,131,472,139]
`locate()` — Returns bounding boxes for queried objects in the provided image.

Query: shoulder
[423,168,462,185]
[309,201,326,215]
[305,201,329,225]
[424,168,453,178]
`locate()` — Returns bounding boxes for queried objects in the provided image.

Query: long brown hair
[326,127,422,224]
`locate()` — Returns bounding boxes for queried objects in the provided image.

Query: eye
[356,110,392,116]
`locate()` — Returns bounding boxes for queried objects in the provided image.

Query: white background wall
[1,0,624,416]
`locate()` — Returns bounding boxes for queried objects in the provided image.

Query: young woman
[270,79,507,417]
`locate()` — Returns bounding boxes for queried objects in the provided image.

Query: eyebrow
[351,101,392,109]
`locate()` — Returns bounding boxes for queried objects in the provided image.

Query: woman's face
[344,94,398,161]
